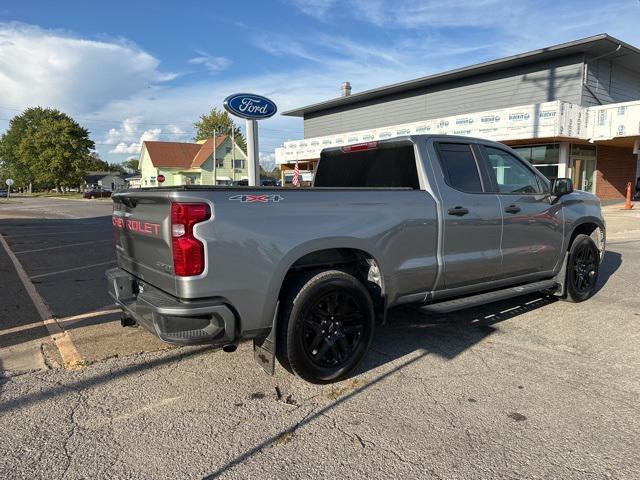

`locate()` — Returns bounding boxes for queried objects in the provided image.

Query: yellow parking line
[0,233,84,370]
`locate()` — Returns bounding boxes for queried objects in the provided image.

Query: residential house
[138,135,248,187]
[84,171,126,191]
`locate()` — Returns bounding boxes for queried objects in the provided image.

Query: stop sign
[157,174,165,183]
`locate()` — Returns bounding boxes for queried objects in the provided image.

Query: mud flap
[253,301,278,376]
[553,252,569,297]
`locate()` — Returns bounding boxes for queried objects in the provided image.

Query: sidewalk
[601,202,640,239]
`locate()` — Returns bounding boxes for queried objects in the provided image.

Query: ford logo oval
[223,93,277,120]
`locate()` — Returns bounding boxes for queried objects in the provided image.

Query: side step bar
[421,279,558,314]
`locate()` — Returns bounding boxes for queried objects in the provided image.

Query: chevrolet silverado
[107,135,605,383]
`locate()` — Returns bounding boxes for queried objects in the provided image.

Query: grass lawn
[25,192,85,199]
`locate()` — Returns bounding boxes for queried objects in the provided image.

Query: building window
[234,159,245,169]
[216,158,224,168]
[512,144,560,180]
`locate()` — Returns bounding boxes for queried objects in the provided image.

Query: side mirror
[551,178,573,196]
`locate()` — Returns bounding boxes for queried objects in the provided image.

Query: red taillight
[340,141,378,153]
[171,202,211,276]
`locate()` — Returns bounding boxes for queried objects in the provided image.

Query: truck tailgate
[112,191,176,295]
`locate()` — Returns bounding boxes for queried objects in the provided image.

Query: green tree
[194,108,246,153]
[0,107,95,190]
[121,157,140,172]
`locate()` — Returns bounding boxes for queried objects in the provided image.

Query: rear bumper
[106,267,237,346]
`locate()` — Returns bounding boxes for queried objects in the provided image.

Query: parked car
[83,189,111,199]
[107,135,605,383]
[261,178,278,186]
[0,189,7,198]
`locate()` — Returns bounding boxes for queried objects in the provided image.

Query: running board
[421,279,558,314]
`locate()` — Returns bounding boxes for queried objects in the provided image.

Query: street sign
[223,93,277,120]
[157,174,165,184]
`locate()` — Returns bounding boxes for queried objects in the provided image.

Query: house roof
[85,174,107,184]
[143,136,229,169]
[190,135,228,168]
[143,141,203,168]
[282,33,640,117]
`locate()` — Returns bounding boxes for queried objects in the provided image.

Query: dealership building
[276,34,640,200]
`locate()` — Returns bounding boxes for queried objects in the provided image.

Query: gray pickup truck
[107,135,605,383]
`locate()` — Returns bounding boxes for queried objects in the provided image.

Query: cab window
[484,147,543,194]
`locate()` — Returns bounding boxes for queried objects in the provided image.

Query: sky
[1,0,639,169]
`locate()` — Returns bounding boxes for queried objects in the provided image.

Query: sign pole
[5,178,13,198]
[246,119,260,186]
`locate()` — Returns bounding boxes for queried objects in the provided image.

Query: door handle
[504,205,521,214]
[447,206,469,216]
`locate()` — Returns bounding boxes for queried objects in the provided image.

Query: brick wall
[595,145,637,200]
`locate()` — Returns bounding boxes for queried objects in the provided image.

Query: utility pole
[212,129,217,186]
[232,128,236,183]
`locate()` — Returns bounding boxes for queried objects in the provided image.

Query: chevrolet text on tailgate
[107,135,605,384]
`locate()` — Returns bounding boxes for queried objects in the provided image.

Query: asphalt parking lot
[1,196,639,479]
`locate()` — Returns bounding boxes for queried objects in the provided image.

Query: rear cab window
[435,143,484,193]
[314,142,420,189]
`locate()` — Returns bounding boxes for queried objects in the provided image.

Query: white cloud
[259,152,277,170]
[188,51,231,74]
[287,0,336,19]
[0,22,175,114]
[108,127,162,154]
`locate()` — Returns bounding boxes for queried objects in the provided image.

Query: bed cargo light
[171,202,210,276]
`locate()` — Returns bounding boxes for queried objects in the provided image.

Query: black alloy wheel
[565,234,600,302]
[301,290,365,369]
[277,270,375,384]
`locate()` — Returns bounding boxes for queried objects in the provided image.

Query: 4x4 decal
[228,194,284,203]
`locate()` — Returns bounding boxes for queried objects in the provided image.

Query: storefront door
[571,157,596,193]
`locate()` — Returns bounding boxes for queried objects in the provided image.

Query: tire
[565,234,600,302]
[276,270,375,384]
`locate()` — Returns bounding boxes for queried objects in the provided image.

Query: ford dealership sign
[223,93,277,120]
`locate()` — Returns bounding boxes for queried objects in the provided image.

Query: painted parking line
[14,239,111,254]
[0,233,84,369]
[29,260,116,280]
[0,307,121,336]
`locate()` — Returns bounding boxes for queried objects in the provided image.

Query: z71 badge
[229,194,284,203]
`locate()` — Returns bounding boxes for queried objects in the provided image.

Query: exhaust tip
[121,316,137,328]
[222,344,237,353]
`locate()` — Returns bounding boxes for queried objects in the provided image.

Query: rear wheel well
[278,248,384,312]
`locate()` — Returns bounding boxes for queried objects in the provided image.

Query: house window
[216,157,224,168]
[234,159,245,169]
